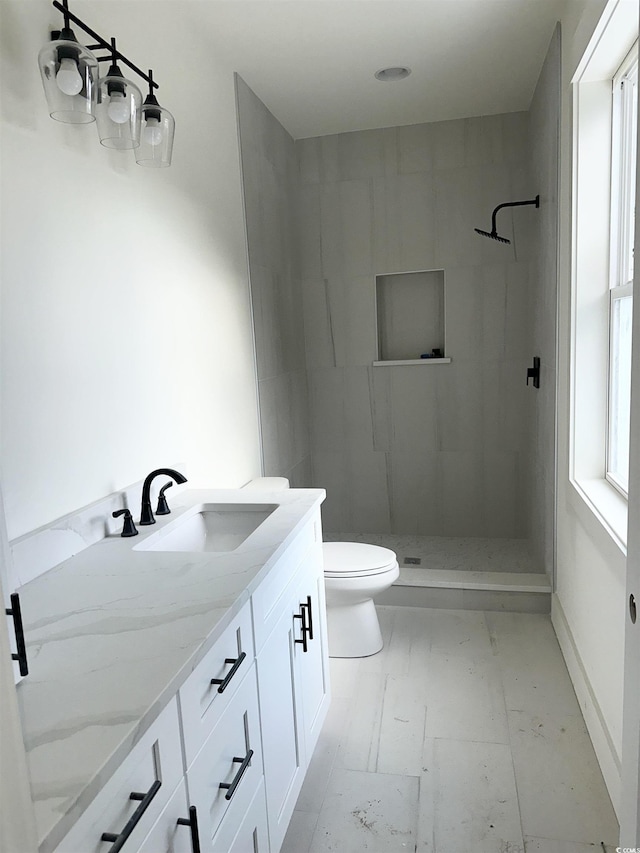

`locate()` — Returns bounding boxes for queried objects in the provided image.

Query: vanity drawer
[179,600,254,768]
[251,515,319,651]
[186,662,263,847]
[54,698,183,853]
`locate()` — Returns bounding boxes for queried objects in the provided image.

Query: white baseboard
[552,594,622,819]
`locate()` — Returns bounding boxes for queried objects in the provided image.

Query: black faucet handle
[112,509,139,538]
[156,481,174,516]
[140,468,188,526]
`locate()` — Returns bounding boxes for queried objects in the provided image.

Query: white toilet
[242,479,399,659]
[323,542,399,658]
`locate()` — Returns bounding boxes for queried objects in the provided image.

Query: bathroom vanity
[14,487,329,853]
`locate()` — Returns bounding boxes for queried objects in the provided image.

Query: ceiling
[198,0,565,138]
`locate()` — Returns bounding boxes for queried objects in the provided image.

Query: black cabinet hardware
[304,594,314,640]
[527,356,540,388]
[112,509,138,538]
[210,652,246,693]
[294,605,308,653]
[177,806,201,853]
[219,750,253,801]
[5,593,28,676]
[100,779,161,852]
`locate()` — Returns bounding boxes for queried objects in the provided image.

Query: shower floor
[323,533,551,613]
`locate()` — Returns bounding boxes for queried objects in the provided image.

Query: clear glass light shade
[136,105,175,167]
[38,38,98,124]
[95,74,142,149]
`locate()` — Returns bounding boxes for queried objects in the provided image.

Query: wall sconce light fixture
[38,0,174,166]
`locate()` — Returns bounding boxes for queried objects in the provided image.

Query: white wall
[0,1,261,541]
[555,0,629,815]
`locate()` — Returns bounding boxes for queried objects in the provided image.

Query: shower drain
[403,556,422,565]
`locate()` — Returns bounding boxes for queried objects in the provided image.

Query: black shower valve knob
[112,508,139,537]
[526,356,541,388]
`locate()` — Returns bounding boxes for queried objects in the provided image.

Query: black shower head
[474,227,511,244]
[475,195,539,246]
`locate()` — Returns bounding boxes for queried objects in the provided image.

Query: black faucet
[139,468,188,525]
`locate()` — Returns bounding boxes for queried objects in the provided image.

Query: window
[570,0,639,549]
[607,45,637,496]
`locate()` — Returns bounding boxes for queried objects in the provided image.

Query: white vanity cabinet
[48,502,328,853]
[253,514,330,853]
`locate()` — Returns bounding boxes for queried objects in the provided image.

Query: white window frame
[606,44,637,497]
[569,0,639,552]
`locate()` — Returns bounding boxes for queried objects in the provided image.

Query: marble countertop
[15,487,325,853]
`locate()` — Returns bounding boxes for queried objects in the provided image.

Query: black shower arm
[490,196,540,233]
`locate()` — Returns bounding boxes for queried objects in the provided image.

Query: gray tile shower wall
[297,113,537,538]
[236,76,311,486]
[529,27,560,579]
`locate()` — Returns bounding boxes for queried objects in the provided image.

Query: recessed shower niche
[374,269,450,365]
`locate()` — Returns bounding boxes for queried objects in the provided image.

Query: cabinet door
[212,779,268,853]
[136,779,195,853]
[256,599,305,853]
[294,549,331,762]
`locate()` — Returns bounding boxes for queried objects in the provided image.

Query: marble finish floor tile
[524,840,615,853]
[285,606,619,853]
[281,810,319,853]
[296,698,350,813]
[334,671,387,773]
[508,710,619,846]
[425,648,509,744]
[421,738,524,853]
[486,612,582,716]
[308,768,419,852]
[422,607,494,655]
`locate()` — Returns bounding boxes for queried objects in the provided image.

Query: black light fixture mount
[38,0,174,165]
[51,0,158,94]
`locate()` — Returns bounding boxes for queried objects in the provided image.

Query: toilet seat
[323,542,398,578]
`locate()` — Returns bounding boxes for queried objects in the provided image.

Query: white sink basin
[135,503,278,553]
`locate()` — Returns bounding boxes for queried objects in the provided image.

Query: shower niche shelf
[374,269,449,366]
[373,358,451,366]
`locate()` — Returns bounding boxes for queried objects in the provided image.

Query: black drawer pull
[5,593,28,676]
[210,651,246,693]
[219,749,253,801]
[294,606,308,653]
[100,779,161,852]
[304,594,314,640]
[177,806,201,853]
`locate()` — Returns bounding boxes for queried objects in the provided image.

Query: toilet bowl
[323,542,399,658]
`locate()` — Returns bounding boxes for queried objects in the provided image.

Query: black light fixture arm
[51,0,159,90]
[489,195,539,235]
